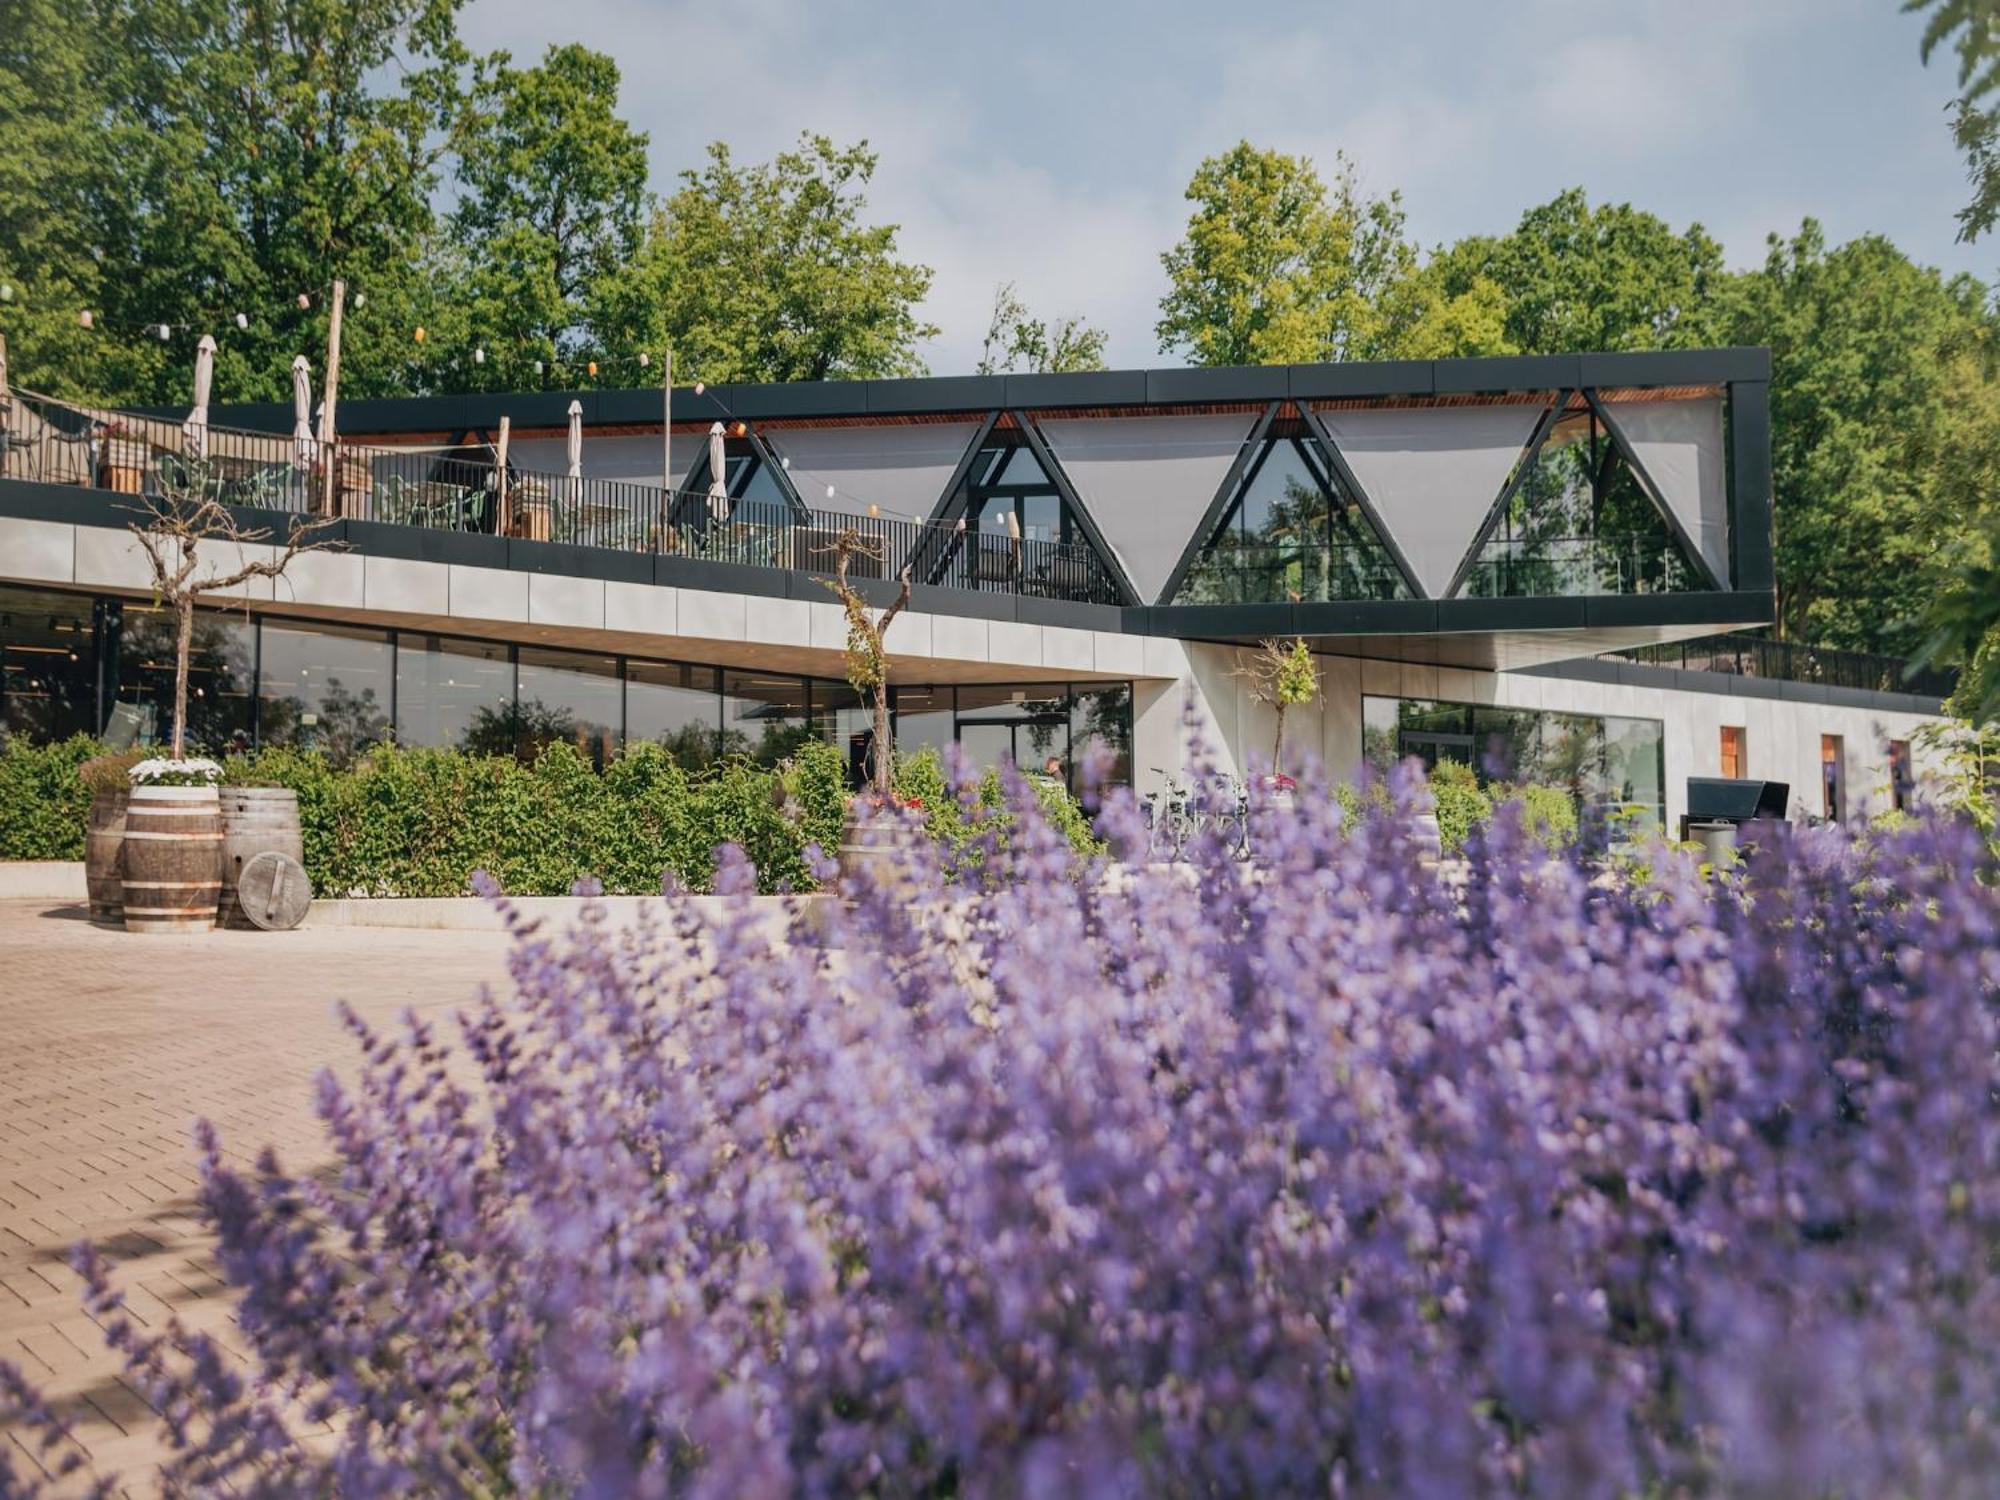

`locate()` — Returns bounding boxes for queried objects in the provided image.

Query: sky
[463,0,1989,375]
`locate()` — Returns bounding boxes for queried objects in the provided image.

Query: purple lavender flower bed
[5,754,1998,1498]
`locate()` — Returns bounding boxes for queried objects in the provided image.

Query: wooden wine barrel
[84,788,129,926]
[217,787,304,929]
[837,801,925,898]
[121,785,222,933]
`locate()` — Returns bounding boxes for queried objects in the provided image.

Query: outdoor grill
[1681,777,1790,843]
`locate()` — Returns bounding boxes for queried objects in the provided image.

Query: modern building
[0,347,1955,828]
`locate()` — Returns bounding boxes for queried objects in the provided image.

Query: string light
[637,352,649,368]
[413,326,425,343]
[296,293,311,310]
[473,347,485,365]
[587,361,598,377]
[156,324,171,342]
[77,310,93,329]
[235,312,249,330]
[533,360,544,376]
[353,293,365,309]
[0,284,12,302]
[693,382,705,395]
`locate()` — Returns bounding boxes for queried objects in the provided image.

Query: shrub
[0,734,98,860]
[779,739,848,861]
[1493,781,1579,850]
[9,760,1998,1497]
[1430,756,1493,853]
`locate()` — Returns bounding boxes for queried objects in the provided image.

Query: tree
[127,478,340,758]
[448,44,650,391]
[975,282,1108,374]
[1908,0,2000,240]
[0,0,481,406]
[1233,637,1318,781]
[1156,142,1415,366]
[594,136,937,384]
[1408,189,1726,355]
[1713,220,1997,651]
[823,529,912,799]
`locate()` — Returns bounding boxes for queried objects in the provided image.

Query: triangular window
[673,434,802,529]
[1172,426,1413,604]
[1455,404,1708,598]
[930,439,1122,603]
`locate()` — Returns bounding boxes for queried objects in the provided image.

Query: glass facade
[1363,695,1666,829]
[0,584,1133,787]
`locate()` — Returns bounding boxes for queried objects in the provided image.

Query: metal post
[660,348,672,549]
[319,278,346,516]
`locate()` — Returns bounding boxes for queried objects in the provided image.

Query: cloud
[458,0,1989,377]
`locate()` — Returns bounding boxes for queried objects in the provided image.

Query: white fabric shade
[1315,402,1548,598]
[565,400,584,508]
[706,422,729,520]
[759,421,984,521]
[289,356,315,470]
[1035,412,1260,602]
[182,335,216,460]
[1597,396,1729,585]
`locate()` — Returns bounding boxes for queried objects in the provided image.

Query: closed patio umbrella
[706,421,729,520]
[290,356,316,470]
[566,399,584,509]
[182,334,216,460]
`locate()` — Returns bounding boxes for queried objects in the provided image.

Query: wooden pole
[496,415,511,537]
[0,331,10,401]
[318,278,346,516]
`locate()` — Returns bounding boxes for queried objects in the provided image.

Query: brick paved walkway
[0,900,512,1494]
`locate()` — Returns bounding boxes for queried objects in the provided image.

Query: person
[1042,755,1063,780]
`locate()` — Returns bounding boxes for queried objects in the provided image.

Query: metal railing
[1458,536,1700,598]
[1615,633,1956,699]
[0,389,1123,606]
[1173,543,1410,605]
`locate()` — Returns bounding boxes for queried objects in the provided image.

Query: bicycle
[1143,769,1196,862]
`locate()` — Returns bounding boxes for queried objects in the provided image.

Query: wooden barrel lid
[235,851,312,931]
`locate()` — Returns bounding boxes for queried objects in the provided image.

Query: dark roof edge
[170,347,1773,436]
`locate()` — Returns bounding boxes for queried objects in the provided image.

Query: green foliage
[1494,782,1580,851]
[975,282,1108,375]
[1910,0,2000,240]
[436,43,650,392]
[1409,189,1726,355]
[0,735,99,860]
[1156,141,1417,365]
[1428,760,1492,855]
[593,135,937,384]
[890,747,1099,876]
[780,739,848,864]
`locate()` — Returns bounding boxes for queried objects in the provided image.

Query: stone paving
[0,899,513,1494]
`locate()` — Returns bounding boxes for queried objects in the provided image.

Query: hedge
[0,736,1102,897]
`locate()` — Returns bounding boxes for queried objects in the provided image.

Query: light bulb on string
[77,310,93,329]
[780,456,791,469]
[156,324,172,342]
[693,382,705,395]
[587,361,598,377]
[533,360,544,376]
[353,292,365,309]
[638,352,650,368]
[413,326,425,343]
[0,284,12,302]
[235,313,249,330]
[473,347,485,365]
[297,293,311,310]
[826,484,837,500]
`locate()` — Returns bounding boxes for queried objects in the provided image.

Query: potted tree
[821,528,922,888]
[117,477,337,932]
[1235,636,1318,808]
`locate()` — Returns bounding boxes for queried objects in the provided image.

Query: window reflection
[0,587,99,742]
[395,635,513,752]
[720,671,813,766]
[258,621,392,766]
[516,648,620,768]
[625,661,721,769]
[120,604,255,754]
